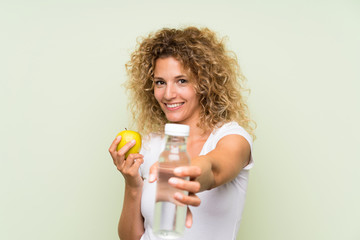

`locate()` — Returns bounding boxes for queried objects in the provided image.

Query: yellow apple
[116,129,142,159]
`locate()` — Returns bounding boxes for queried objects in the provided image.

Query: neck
[187,122,211,141]
[184,122,211,159]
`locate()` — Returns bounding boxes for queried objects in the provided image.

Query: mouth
[164,102,184,110]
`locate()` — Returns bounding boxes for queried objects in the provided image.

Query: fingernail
[168,178,178,185]
[174,168,182,174]
[131,139,136,144]
[116,136,121,141]
[149,174,156,182]
[174,192,183,200]
[186,219,192,228]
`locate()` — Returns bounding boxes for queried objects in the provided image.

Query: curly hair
[124,26,256,139]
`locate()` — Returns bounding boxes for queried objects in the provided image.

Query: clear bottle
[153,123,191,239]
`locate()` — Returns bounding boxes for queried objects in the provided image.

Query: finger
[174,192,201,207]
[185,207,193,228]
[109,136,121,156]
[174,166,201,178]
[168,177,201,193]
[117,139,136,157]
[132,157,144,169]
[148,162,158,183]
[123,153,144,169]
[124,157,144,177]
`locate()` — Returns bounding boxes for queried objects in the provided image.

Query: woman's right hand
[109,136,144,189]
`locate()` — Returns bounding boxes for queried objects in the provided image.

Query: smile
[164,102,184,110]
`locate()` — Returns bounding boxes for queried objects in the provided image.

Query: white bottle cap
[165,123,190,137]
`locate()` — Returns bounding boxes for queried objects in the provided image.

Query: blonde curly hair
[125,26,256,139]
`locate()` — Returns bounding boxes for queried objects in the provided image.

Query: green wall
[1,1,359,239]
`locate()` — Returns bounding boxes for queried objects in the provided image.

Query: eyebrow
[153,75,188,80]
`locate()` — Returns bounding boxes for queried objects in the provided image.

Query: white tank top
[139,122,254,240]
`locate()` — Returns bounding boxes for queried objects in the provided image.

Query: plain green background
[1,0,359,239]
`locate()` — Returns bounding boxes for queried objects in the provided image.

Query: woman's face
[153,57,201,126]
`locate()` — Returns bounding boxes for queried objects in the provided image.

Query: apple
[116,129,142,159]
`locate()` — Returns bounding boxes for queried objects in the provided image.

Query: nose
[164,83,176,100]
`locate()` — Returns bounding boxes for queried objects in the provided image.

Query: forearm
[191,156,216,192]
[118,184,144,240]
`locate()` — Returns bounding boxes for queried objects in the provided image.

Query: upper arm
[206,134,251,188]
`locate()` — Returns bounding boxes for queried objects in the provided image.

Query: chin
[166,118,181,123]
[164,114,183,123]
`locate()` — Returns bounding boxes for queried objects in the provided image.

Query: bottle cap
[165,123,190,137]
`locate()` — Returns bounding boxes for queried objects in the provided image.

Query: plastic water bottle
[153,123,191,239]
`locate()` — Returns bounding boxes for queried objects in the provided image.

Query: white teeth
[166,103,183,108]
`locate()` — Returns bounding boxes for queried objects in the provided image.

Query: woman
[109,26,255,240]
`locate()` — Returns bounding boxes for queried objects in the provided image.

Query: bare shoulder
[216,134,251,152]
[212,134,251,168]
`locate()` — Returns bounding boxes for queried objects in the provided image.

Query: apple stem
[125,128,127,131]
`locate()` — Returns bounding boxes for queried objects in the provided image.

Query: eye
[155,80,166,86]
[178,79,188,84]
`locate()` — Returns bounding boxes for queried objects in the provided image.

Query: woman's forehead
[154,57,194,76]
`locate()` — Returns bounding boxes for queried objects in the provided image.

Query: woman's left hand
[149,163,202,228]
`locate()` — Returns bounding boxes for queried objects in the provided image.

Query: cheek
[184,89,199,103]
[153,89,162,103]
